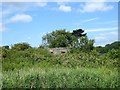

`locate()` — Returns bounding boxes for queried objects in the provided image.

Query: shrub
[2,45,9,49]
[106,49,120,59]
[11,43,31,51]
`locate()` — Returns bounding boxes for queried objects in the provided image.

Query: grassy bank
[2,48,119,88]
[2,66,119,88]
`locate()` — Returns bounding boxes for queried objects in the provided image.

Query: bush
[2,45,9,49]
[106,49,120,59]
[2,49,10,58]
[2,48,53,71]
[2,44,119,88]
[11,43,31,51]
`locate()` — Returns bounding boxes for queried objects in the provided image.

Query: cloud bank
[9,14,32,23]
[78,0,113,13]
[59,5,71,12]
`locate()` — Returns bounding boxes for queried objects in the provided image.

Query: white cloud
[94,31,118,46]
[9,14,32,23]
[2,3,30,18]
[95,36,105,41]
[85,27,117,33]
[83,17,99,23]
[74,17,99,26]
[2,3,47,19]
[78,0,113,13]
[36,2,47,7]
[59,5,71,12]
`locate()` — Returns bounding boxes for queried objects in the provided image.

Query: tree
[42,29,75,48]
[95,46,104,53]
[71,29,87,48]
[79,36,95,52]
[11,43,31,50]
[71,29,86,38]
[42,29,94,51]
[2,45,9,49]
[95,41,120,53]
[71,29,94,51]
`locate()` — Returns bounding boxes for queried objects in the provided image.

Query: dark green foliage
[96,41,120,53]
[2,41,119,88]
[2,48,10,58]
[95,46,104,53]
[38,45,45,48]
[50,50,118,68]
[2,44,119,73]
[105,49,120,59]
[104,41,120,53]
[71,29,87,48]
[106,41,120,49]
[42,29,74,48]
[2,48,53,71]
[2,45,9,49]
[71,29,86,38]
[42,29,94,52]
[11,42,31,51]
[49,35,69,48]
[2,46,10,58]
[69,36,95,52]
[79,36,95,52]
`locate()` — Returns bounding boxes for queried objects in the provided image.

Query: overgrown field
[2,67,119,88]
[1,48,120,88]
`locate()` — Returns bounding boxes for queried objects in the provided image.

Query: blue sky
[0,1,118,47]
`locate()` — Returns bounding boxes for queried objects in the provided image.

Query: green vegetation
[96,41,120,53]
[11,42,31,51]
[2,67,119,88]
[1,29,120,88]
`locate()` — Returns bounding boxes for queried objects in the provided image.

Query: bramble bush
[106,49,120,59]
[2,47,119,71]
[2,46,119,88]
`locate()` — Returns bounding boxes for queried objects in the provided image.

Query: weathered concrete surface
[48,48,69,54]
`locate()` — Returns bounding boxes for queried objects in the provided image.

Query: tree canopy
[11,43,31,51]
[42,29,94,51]
[95,41,120,53]
[71,29,86,38]
[42,29,74,48]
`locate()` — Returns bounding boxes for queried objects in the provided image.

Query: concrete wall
[48,48,69,54]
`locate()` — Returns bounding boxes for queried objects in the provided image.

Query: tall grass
[2,48,119,88]
[2,66,119,88]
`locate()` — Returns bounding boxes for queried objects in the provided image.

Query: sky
[0,1,118,47]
